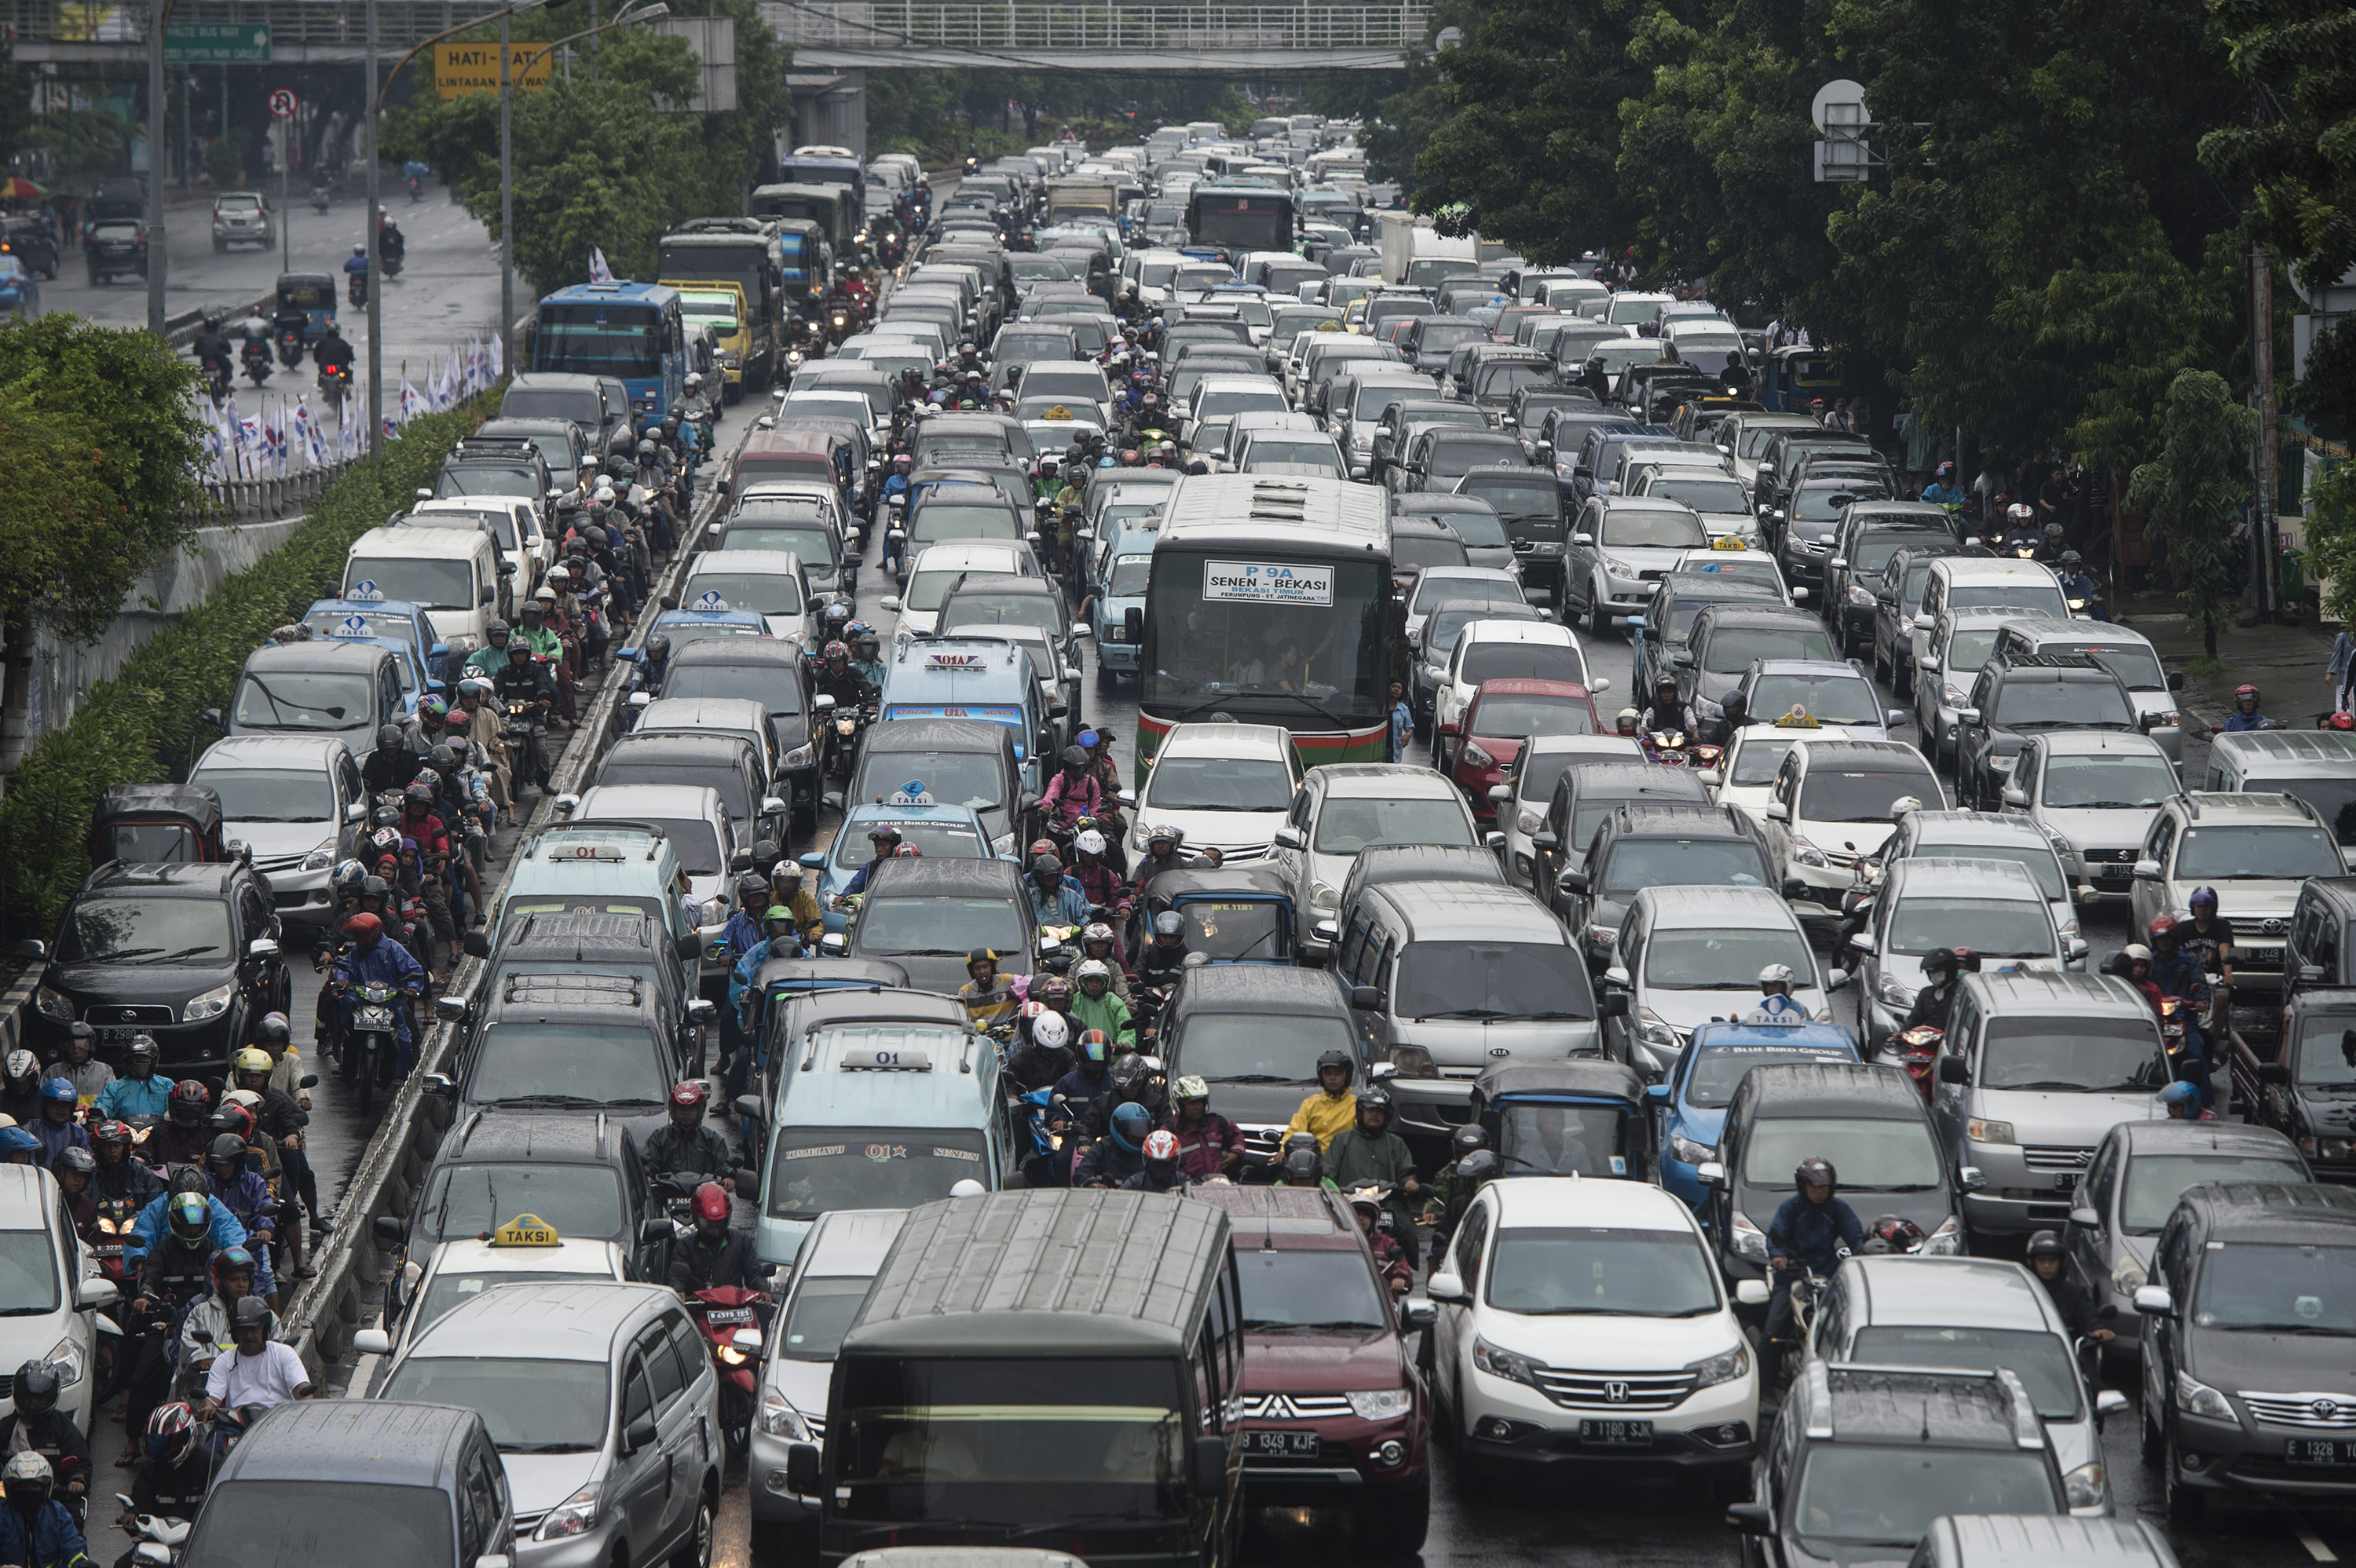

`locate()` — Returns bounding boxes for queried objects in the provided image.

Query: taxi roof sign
[692,590,732,612]
[887,784,936,806]
[328,614,375,638]
[491,1214,561,1246]
[551,842,629,861]
[1772,706,1820,729]
[347,580,386,601]
[1710,535,1749,551]
[924,650,987,669]
[840,1047,932,1071]
[1042,405,1074,420]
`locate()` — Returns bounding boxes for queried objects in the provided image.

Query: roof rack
[1810,1362,2043,1449]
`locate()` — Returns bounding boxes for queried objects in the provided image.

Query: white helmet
[1889,795,1922,818]
[1758,963,1796,987]
[2,1450,51,1486]
[1074,828,1107,856]
[948,1178,986,1197]
[1075,958,1113,989]
[1032,1011,1071,1049]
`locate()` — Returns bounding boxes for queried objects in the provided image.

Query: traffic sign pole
[269,89,298,272]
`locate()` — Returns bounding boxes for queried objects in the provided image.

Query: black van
[1162,964,1363,1168]
[788,1190,1245,1567]
[1530,760,1709,910]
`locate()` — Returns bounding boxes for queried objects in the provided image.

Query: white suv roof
[1159,721,1293,762]
[1490,1171,1700,1229]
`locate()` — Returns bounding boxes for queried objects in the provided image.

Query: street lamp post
[145,0,171,336]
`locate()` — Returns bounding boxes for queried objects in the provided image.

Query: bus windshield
[535,303,663,378]
[1189,191,1293,254]
[1143,550,1388,723]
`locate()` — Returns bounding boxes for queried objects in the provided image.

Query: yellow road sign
[434,42,556,100]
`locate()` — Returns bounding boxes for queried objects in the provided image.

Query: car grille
[2021,1145,2094,1175]
[83,1004,176,1026]
[803,1413,828,1440]
[512,1510,548,1533]
[2081,847,2136,863]
[1238,1393,1355,1420]
[2243,1393,2356,1430]
[0,1373,11,1400]
[1527,1366,1698,1413]
[252,853,308,875]
[1238,1123,1286,1157]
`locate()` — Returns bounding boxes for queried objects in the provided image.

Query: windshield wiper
[1516,1010,1594,1022]
[880,947,977,957]
[2219,1323,2356,1336]
[1213,1073,1302,1084]
[123,947,227,963]
[89,947,165,960]
[1244,1319,1385,1332]
[1414,1007,1513,1021]
[505,1442,598,1453]
[484,1093,605,1107]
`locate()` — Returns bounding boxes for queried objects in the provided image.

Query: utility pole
[145,0,168,336]
[500,12,514,375]
[2255,239,2281,619]
[365,0,382,457]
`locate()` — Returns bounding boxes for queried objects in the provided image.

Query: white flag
[400,379,426,422]
[588,247,615,284]
[488,333,505,377]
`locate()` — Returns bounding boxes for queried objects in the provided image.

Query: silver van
[2200,728,2356,869]
[375,1281,723,1568]
[1332,879,1604,1142]
[1928,970,2172,1237]
[1910,1515,2179,1568]
[1991,616,2183,761]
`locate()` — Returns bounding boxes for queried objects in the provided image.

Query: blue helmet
[1098,455,1118,468]
[1110,1101,1152,1150]
[38,1078,75,1105]
[0,1128,39,1155]
[2160,1080,2199,1111]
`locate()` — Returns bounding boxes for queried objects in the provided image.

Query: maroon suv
[1189,1184,1431,1546]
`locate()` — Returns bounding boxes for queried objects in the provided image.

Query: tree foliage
[2127,371,2255,656]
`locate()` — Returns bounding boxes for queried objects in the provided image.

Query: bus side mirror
[1191,1435,1227,1496]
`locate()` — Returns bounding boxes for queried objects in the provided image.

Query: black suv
[36,861,289,1071]
[1531,762,1710,910]
[1553,803,1788,971]
[2133,1181,2356,1523]
[1728,1363,2069,1563]
[434,438,555,532]
[1769,464,1897,591]
[655,639,821,830]
[1752,430,1874,543]
[1,218,57,281]
[2234,983,2356,1185]
[375,1110,671,1307]
[1160,964,1363,1170]
[1952,654,2142,811]
[1821,505,1954,654]
[82,219,147,285]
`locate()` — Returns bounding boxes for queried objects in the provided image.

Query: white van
[342,524,508,660]
[407,495,550,601]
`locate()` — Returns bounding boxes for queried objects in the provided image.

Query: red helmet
[342,912,383,941]
[2332,712,2356,731]
[894,844,922,858]
[1142,1129,1179,1164]
[2235,684,2259,701]
[668,1080,709,1111]
[2148,915,2180,941]
[1868,1214,1928,1252]
[693,1181,730,1224]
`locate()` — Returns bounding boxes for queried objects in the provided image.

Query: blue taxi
[631,591,772,658]
[876,637,1048,793]
[1649,1018,1860,1210]
[802,787,993,934]
[307,609,439,715]
[304,592,451,690]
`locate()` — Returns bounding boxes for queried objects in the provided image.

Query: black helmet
[231,1294,272,1331]
[256,1013,292,1045]
[1356,1088,1392,1122]
[209,1134,248,1167]
[403,782,434,808]
[1451,1124,1490,1157]
[377,723,406,753]
[1921,946,1959,978]
[1316,1048,1352,1078]
[645,634,671,660]
[1060,744,1090,771]
[1282,1130,1322,1157]
[2025,1229,2065,1261]
[1281,1146,1323,1185]
[1794,1157,1838,1190]
[10,1361,57,1417]
[485,617,509,637]
[360,875,389,901]
[1456,1150,1501,1186]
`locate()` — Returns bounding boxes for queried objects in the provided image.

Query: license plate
[96,1026,139,1045]
[1579,1419,1653,1447]
[2054,1174,2079,1190]
[2286,1438,2356,1467]
[704,1307,752,1325]
[1245,1431,1318,1457]
[93,1245,121,1258]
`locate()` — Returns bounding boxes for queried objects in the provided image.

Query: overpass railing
[759,1,1431,52]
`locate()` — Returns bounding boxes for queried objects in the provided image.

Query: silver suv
[210,191,274,251]
[2130,791,2344,990]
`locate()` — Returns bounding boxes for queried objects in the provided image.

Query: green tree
[2126,370,2255,657]
[0,38,31,170]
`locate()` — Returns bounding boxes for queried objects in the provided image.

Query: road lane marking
[2294,1515,2339,1563]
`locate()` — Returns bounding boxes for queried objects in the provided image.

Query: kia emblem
[1489,1046,1511,1058]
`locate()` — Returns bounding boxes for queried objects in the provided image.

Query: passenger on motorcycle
[1323,1090,1424,1266]
[87,1121,162,1210]
[1169,1076,1244,1180]
[0,1363,89,1519]
[958,948,1021,1032]
[1763,1157,1864,1390]
[1004,1007,1074,1094]
[173,1248,267,1403]
[814,641,877,711]
[1030,853,1092,927]
[668,1182,765,1295]
[27,1079,85,1165]
[643,1081,740,1194]
[1120,1129,1188,1194]
[54,1025,112,1106]
[1070,959,1134,1048]
[1284,1050,1359,1153]
[1075,922,1130,994]
[92,1035,171,1121]
[2182,884,2234,1032]
[201,1294,313,1419]
[329,912,425,1073]
[1077,1102,1154,1189]
[1345,1186,1415,1295]
[2146,915,2215,1106]
[849,627,887,691]
[0,1451,90,1568]
[1132,824,1205,890]
[2025,1229,2113,1343]
[125,1403,215,1537]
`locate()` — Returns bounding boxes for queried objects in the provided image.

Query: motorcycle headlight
[1921,1215,1963,1255]
[535,1483,602,1540]
[1670,1131,1716,1166]
[2175,1370,2235,1424]
[34,984,74,1022]
[303,839,338,872]
[1472,1336,1544,1387]
[2063,1459,2107,1510]
[42,1336,86,1387]
[781,744,815,769]
[1684,1344,1750,1391]
[1876,972,1919,1007]
[1729,1210,1769,1263]
[183,981,236,1022]
[1346,1387,1412,1420]
[1967,1118,2016,1146]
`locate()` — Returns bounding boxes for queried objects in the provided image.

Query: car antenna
[1920,1394,1932,1444]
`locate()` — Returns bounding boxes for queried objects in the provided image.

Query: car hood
[1669,1102,1729,1150]
[1878,950,2058,999]
[1693,510,1754,535]
[1476,1306,1740,1372]
[1140,806,1286,857]
[865,950,1020,995]
[760,613,804,641]
[1194,1077,1319,1134]
[2186,1326,2356,1410]
[757,1214,814,1268]
[763,1353,832,1421]
[1599,544,1693,571]
[2038,806,2157,853]
[420,608,476,646]
[1792,818,1897,859]
[222,819,335,859]
[502,1450,605,1517]
[1239,1325,1406,1390]
[1971,1087,2168,1147]
[1392,1015,1603,1065]
[48,959,238,1007]
[1464,546,1520,575]
[1645,985,1830,1035]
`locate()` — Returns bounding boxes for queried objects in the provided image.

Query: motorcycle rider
[310,320,356,385]
[87,1120,163,1210]
[1119,1128,1188,1193]
[1068,832,1127,920]
[2222,683,2275,732]
[1040,744,1103,829]
[1345,1186,1416,1295]
[1029,853,1091,928]
[0,1365,89,1522]
[124,1187,229,1457]
[0,1049,41,1125]
[202,1134,276,1259]
[1762,1157,1864,1392]
[769,861,825,951]
[1047,1032,1113,1126]
[492,640,558,789]
[1069,959,1133,1048]
[342,243,369,302]
[92,1036,171,1122]
[1747,963,1813,1025]
[1004,1007,1075,1094]
[726,905,803,1078]
[0,1452,90,1568]
[1638,674,1697,743]
[1323,1089,1424,1263]
[837,824,903,902]
[189,314,234,389]
[848,626,887,691]
[1898,947,1966,1045]
[1132,824,1204,891]
[1074,922,1130,997]
[328,912,425,1076]
[957,948,1020,1032]
[1076,1101,1153,1189]
[813,641,877,713]
[2056,550,2105,620]
[30,1080,87,1165]
[1699,689,1753,747]
[54,1025,112,1106]
[2182,885,2235,1034]
[1168,1076,1243,1180]
[1919,462,1966,509]
[200,1294,313,1418]
[123,1404,217,1544]
[1283,1050,1359,1153]
[642,1081,741,1195]
[2025,1230,2113,1344]
[1419,1124,1494,1241]
[2146,915,2215,1106]
[666,1182,764,1295]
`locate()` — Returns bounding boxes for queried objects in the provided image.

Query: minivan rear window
[1394,941,1593,1019]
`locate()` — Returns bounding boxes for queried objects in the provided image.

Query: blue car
[803,792,995,935]
[633,604,771,658]
[1650,1020,1860,1210]
[304,596,450,691]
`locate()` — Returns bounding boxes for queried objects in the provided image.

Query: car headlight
[1638,1008,1679,1048]
[2111,1255,2147,1296]
[759,1387,807,1438]
[1459,741,1495,770]
[2302,1135,2356,1161]
[1849,586,1875,608]
[34,984,74,1022]
[42,1336,86,1387]
[2175,1370,2235,1423]
[1876,971,1918,1008]
[1518,807,1544,835]
[1730,1210,1770,1262]
[2151,711,2179,728]
[1346,1387,1413,1420]
[1944,684,1968,706]
[304,839,337,872]
[2043,828,2073,860]
[1601,555,1637,578]
[2063,1459,2107,1510]
[1586,923,1619,951]
[1685,1344,1750,1391]
[536,1483,602,1540]
[1921,1215,1963,1255]
[1472,1336,1544,1387]
[781,743,815,769]
[992,834,1015,857]
[1988,754,2019,777]
[1966,1117,2015,1146]
[1792,839,1827,868]
[1670,1131,1716,1166]
[182,981,235,1022]
[1388,1044,1435,1077]
[1310,882,1337,912]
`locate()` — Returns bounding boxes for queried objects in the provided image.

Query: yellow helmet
[232,1047,273,1076]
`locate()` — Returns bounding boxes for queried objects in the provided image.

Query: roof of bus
[1155,473,1389,551]
[539,281,679,307]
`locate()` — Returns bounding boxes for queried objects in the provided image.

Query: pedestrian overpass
[760,2,1430,69]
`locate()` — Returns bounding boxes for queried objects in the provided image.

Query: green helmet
[763,905,793,926]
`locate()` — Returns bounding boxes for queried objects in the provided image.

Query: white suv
[1425,1176,1762,1487]
[0,1166,117,1431]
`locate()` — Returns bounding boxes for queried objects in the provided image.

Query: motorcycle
[310,186,331,214]
[685,1286,766,1457]
[1644,730,1720,771]
[239,339,273,387]
[503,696,549,785]
[274,323,306,368]
[318,360,353,404]
[382,247,404,280]
[1015,1087,1080,1187]
[818,699,872,782]
[1892,1024,1944,1101]
[347,271,368,308]
[406,173,423,203]
[198,356,230,403]
[116,1493,192,1567]
[338,977,402,1114]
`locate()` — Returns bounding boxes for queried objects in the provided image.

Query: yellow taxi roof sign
[491,1214,562,1247]
[1315,319,1342,331]
[1772,706,1820,729]
[1044,405,1074,420]
[1710,535,1748,551]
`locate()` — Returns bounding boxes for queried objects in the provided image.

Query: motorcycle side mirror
[299,1073,320,1089]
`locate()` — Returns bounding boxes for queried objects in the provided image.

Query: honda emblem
[1604,1381,1631,1403]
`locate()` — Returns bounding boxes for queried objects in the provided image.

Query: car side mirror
[463,930,492,960]
[1531,830,1559,852]
[1572,532,1593,546]
[820,932,848,956]
[1937,1054,1969,1084]
[1846,930,1872,954]
[624,1415,660,1456]
[1726,1502,1772,1537]
[434,995,468,1023]
[1190,1434,1226,1496]
[1402,1297,1437,1329]
[75,1276,119,1310]
[373,1214,407,1246]
[1735,1278,1770,1307]
[1956,707,1981,726]
[1695,1160,1725,1188]
[352,1328,393,1358]
[346,802,369,824]
[1597,992,1629,1018]
[1273,826,1305,851]
[2131,858,2161,880]
[1913,612,1934,630]
[2259,1061,2289,1086]
[1829,557,1848,570]
[2068,1206,2102,1230]
[1349,984,1381,1011]
[1425,1271,1466,1303]
[1313,919,1340,945]
[675,931,704,960]
[1764,802,1789,821]
[2133,1284,2173,1315]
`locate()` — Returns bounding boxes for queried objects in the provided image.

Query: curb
[0,963,41,1059]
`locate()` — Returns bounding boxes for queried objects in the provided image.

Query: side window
[1814,1279,1848,1355]
[2085,1138,2118,1216]
[664,1310,708,1389]
[2324,913,2343,983]
[1370,934,1398,1000]
[1454,1202,1491,1292]
[2150,816,2178,868]
[1337,909,1370,980]
[621,1355,654,1428]
[636,1324,686,1409]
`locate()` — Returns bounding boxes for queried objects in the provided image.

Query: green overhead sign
[164,23,272,63]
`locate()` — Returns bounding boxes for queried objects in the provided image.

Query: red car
[1450,678,1601,819]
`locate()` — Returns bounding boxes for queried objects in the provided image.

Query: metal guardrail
[9,0,513,49]
[759,0,1430,50]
